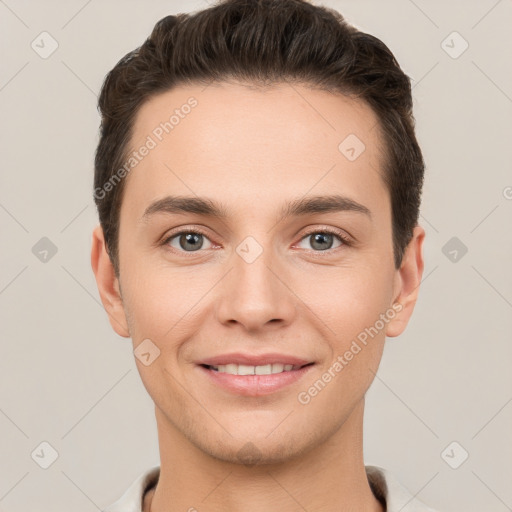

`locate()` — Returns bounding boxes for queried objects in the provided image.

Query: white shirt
[103,465,440,512]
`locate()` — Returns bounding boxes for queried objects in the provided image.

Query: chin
[204,438,301,466]
[186,421,320,467]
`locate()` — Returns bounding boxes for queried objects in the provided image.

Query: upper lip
[198,353,312,367]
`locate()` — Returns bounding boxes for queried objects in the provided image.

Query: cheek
[302,263,393,402]
[300,271,391,413]
[120,260,211,344]
[119,268,194,403]
[313,262,395,340]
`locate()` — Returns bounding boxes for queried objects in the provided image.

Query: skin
[91,81,425,512]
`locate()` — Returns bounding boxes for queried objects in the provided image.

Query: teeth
[238,364,255,375]
[272,363,284,373]
[255,364,272,375]
[225,363,238,374]
[211,363,296,375]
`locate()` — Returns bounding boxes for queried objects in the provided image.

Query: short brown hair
[94,0,425,276]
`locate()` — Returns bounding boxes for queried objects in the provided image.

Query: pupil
[311,233,332,251]
[181,233,202,251]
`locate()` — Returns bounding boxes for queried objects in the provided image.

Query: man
[91,0,438,510]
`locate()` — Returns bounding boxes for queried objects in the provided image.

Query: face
[92,81,424,465]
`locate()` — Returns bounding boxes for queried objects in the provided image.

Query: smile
[197,355,315,396]
[205,363,302,375]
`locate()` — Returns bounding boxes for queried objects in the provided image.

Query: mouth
[200,362,313,375]
[196,355,315,396]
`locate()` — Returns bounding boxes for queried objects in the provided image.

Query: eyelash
[160,226,352,256]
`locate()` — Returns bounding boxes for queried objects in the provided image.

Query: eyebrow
[141,194,372,223]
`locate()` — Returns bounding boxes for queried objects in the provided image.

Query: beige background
[1,0,511,510]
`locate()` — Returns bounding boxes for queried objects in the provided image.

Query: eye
[296,229,350,252]
[164,230,214,252]
[161,227,351,255]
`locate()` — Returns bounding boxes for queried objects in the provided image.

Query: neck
[147,400,383,512]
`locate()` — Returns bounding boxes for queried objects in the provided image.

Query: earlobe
[385,225,425,338]
[90,224,130,338]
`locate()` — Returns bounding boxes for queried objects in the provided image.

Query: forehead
[123,81,388,219]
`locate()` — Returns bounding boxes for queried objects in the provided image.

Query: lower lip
[197,364,314,396]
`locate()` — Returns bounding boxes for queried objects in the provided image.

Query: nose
[215,241,297,332]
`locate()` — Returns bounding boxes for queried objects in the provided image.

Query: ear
[385,225,425,338]
[90,224,130,338]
